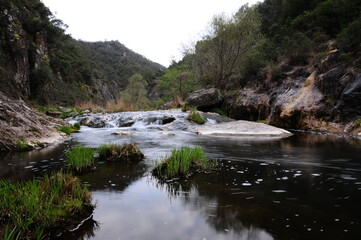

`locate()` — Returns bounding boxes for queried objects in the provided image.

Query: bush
[66,146,95,171]
[58,124,80,135]
[187,108,206,124]
[152,146,216,180]
[97,143,144,162]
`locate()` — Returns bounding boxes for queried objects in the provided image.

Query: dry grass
[75,102,104,113]
[105,100,135,112]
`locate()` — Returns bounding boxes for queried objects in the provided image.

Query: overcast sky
[41,0,261,67]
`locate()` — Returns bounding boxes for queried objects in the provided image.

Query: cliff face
[226,49,361,134]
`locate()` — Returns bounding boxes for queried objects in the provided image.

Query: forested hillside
[0,0,164,106]
[158,0,361,132]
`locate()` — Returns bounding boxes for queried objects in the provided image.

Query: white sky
[41,0,261,67]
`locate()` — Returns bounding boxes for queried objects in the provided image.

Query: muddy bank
[0,92,66,151]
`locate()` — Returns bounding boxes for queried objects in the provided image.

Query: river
[0,110,360,240]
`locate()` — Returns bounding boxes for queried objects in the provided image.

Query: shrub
[152,146,216,180]
[97,143,144,162]
[187,108,206,124]
[0,172,93,239]
[66,146,95,171]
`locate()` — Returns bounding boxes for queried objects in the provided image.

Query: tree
[119,73,150,110]
[157,64,198,102]
[193,5,264,89]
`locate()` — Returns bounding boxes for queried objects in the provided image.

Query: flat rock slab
[196,120,292,138]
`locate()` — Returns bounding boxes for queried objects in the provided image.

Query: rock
[196,120,292,138]
[81,116,105,128]
[112,131,133,136]
[228,89,270,121]
[316,66,346,98]
[160,132,175,136]
[337,73,361,117]
[200,112,234,124]
[46,111,62,117]
[185,88,223,111]
[0,92,66,151]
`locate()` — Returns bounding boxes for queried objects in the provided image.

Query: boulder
[316,66,346,98]
[81,116,105,128]
[337,73,361,117]
[185,88,223,111]
[196,120,292,138]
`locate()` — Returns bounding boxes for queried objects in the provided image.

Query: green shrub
[152,146,216,180]
[0,172,93,239]
[73,122,81,130]
[187,108,206,124]
[66,146,95,171]
[97,143,144,162]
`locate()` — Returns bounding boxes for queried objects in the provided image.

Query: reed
[97,143,144,162]
[0,172,93,239]
[152,146,215,180]
[66,146,95,171]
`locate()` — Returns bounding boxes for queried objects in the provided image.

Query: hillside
[159,0,361,134]
[0,0,164,106]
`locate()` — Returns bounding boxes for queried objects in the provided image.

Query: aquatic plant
[187,108,206,124]
[66,146,95,171]
[0,172,93,239]
[97,143,144,162]
[152,146,216,180]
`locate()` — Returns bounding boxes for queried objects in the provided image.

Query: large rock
[337,73,361,117]
[228,89,270,121]
[196,120,292,138]
[316,66,346,98]
[185,88,223,111]
[0,92,66,151]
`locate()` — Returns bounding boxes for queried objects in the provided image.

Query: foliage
[66,146,95,171]
[119,73,150,110]
[0,172,93,239]
[58,124,79,135]
[187,108,206,124]
[337,18,361,58]
[193,5,264,89]
[152,146,215,180]
[97,143,144,162]
[15,140,32,152]
[156,64,199,102]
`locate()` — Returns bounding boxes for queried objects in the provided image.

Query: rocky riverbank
[0,92,66,151]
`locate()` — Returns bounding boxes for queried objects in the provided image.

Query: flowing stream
[1,109,361,240]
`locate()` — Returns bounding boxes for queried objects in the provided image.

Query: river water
[1,110,361,240]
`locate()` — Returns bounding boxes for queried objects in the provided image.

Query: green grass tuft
[15,140,32,152]
[66,146,95,171]
[58,123,81,135]
[97,143,144,162]
[152,146,216,180]
[187,108,206,124]
[0,172,93,239]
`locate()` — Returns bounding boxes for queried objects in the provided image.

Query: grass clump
[15,139,32,152]
[58,123,81,135]
[187,108,206,125]
[0,172,93,239]
[152,146,215,180]
[66,146,95,171]
[97,143,144,162]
